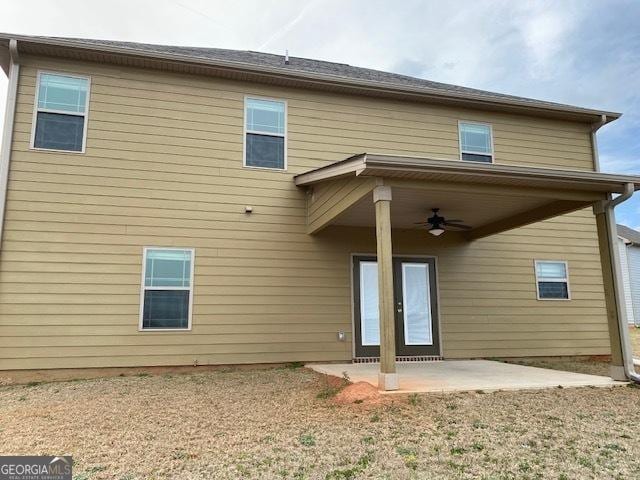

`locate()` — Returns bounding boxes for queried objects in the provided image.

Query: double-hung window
[459,121,493,163]
[535,260,570,300]
[32,72,90,152]
[140,248,194,330]
[244,97,286,169]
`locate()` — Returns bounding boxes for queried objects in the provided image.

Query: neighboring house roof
[618,224,640,245]
[0,33,621,124]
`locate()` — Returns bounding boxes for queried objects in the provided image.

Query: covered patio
[295,153,640,390]
[307,359,623,393]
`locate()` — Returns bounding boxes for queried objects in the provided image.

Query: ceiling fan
[415,208,472,236]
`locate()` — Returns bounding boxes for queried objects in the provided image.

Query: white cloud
[519,7,578,79]
[599,153,640,175]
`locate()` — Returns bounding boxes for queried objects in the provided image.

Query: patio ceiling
[295,154,640,239]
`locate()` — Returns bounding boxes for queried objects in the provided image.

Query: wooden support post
[594,201,628,380]
[373,185,398,391]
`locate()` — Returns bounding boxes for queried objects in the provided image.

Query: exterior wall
[617,238,635,324]
[0,55,609,369]
[628,245,640,325]
[308,177,376,233]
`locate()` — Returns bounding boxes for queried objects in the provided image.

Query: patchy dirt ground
[1,366,640,479]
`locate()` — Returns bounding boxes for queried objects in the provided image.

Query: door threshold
[353,355,442,363]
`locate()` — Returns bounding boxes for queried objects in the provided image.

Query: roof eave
[0,33,622,124]
[616,225,640,245]
[294,153,640,194]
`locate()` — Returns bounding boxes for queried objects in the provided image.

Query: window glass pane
[460,123,492,154]
[538,281,569,299]
[246,133,285,169]
[360,262,380,346]
[38,73,88,113]
[246,98,285,134]
[536,262,566,279]
[461,152,492,163]
[145,249,191,287]
[143,290,189,328]
[34,112,84,151]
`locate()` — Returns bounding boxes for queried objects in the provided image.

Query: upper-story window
[31,72,90,153]
[459,121,493,163]
[244,97,286,170]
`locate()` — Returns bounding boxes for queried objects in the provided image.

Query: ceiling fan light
[429,227,445,236]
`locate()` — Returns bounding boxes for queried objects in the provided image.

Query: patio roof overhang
[294,154,640,239]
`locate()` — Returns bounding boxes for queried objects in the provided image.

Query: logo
[0,456,72,480]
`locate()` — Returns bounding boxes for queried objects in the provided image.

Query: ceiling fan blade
[443,219,464,224]
[413,221,432,225]
[444,223,472,230]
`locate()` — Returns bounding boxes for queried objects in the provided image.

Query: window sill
[30,146,86,155]
[138,328,192,332]
[459,154,494,164]
[242,164,288,172]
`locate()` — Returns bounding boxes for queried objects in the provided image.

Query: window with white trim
[244,97,286,169]
[140,248,194,330]
[459,122,493,163]
[32,72,90,152]
[535,260,570,300]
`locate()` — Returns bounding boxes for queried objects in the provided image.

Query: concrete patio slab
[306,360,624,393]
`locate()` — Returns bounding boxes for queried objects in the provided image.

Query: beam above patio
[294,153,640,193]
[295,153,640,237]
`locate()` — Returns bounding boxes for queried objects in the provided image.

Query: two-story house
[0,34,638,389]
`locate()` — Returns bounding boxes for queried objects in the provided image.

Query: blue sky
[0,0,638,227]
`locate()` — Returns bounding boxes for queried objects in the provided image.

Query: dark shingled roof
[4,34,621,119]
[618,225,640,245]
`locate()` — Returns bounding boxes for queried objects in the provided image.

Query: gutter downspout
[591,114,607,172]
[603,183,640,383]
[0,39,19,249]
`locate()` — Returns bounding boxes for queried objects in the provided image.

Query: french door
[353,256,440,358]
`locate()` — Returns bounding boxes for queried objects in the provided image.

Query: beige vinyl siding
[307,176,376,233]
[0,55,607,369]
[388,211,608,358]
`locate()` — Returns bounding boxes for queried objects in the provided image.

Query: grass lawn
[2,366,640,479]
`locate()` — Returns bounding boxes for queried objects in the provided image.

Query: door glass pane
[360,261,380,346]
[402,263,432,345]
